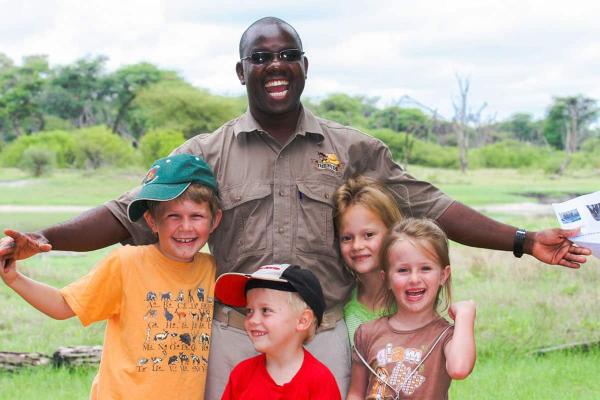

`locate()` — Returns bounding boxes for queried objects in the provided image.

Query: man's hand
[530,228,591,269]
[0,229,52,262]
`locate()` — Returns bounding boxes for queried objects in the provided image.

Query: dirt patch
[0,180,29,188]
[518,192,586,204]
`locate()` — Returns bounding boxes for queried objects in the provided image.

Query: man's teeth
[265,80,289,87]
[268,90,288,98]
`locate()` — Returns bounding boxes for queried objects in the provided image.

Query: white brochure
[552,191,600,258]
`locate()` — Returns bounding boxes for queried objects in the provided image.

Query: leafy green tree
[43,56,108,128]
[499,113,543,143]
[369,107,431,137]
[313,93,376,127]
[133,81,245,138]
[105,63,167,135]
[0,55,49,136]
[543,95,599,152]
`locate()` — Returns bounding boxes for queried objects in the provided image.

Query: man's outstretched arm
[437,202,590,269]
[0,206,130,262]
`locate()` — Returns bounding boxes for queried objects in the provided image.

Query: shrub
[73,126,134,169]
[570,137,600,169]
[139,129,185,167]
[20,146,56,176]
[368,129,459,168]
[469,140,557,169]
[0,130,76,168]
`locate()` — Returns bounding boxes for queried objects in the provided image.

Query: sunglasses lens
[280,49,302,62]
[250,52,273,64]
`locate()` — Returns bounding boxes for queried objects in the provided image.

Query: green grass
[410,166,599,205]
[0,366,96,400]
[0,167,144,205]
[450,349,600,399]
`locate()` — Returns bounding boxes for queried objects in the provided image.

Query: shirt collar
[232,104,325,140]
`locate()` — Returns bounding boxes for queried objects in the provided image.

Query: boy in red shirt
[215,264,342,399]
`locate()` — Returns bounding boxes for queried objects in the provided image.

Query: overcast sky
[2,0,599,120]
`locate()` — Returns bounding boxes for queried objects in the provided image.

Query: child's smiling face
[339,204,388,277]
[244,288,303,355]
[385,239,450,317]
[144,198,221,263]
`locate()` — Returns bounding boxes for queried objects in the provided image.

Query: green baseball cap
[127,154,218,222]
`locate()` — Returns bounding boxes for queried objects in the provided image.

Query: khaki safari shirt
[105,107,453,307]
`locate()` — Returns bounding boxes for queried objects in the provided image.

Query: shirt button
[279,190,285,196]
[325,193,330,199]
[278,227,284,234]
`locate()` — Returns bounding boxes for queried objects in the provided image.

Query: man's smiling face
[236,22,308,118]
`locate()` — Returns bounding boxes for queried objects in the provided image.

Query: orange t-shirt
[60,245,215,400]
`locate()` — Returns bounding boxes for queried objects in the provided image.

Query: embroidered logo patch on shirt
[312,152,345,175]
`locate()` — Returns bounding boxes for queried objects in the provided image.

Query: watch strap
[513,228,527,258]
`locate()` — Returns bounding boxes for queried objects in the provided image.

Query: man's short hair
[239,17,303,58]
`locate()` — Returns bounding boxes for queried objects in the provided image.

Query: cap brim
[127,182,190,222]
[215,270,291,307]
[214,273,251,307]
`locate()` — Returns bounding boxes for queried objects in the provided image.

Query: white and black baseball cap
[215,264,326,326]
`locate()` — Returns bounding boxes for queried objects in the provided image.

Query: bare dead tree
[452,75,470,173]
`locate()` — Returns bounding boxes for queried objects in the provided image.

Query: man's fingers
[570,246,592,256]
[559,260,581,269]
[3,229,24,240]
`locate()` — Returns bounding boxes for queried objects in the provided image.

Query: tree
[105,63,166,135]
[133,81,245,139]
[499,113,543,143]
[0,55,49,137]
[313,93,377,127]
[44,56,108,128]
[544,95,598,153]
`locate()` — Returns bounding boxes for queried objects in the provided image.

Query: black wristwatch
[513,228,527,258]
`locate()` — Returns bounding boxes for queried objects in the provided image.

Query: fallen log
[52,345,102,366]
[0,351,51,371]
[534,340,600,356]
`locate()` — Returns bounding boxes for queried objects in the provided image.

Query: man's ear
[236,62,245,85]
[143,210,157,234]
[303,55,309,78]
[210,209,223,233]
[296,308,314,332]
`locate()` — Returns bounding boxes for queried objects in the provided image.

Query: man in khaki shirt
[0,17,590,399]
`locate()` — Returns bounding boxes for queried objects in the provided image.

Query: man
[0,17,589,399]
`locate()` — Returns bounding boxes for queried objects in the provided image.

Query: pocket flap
[219,183,272,210]
[296,181,337,207]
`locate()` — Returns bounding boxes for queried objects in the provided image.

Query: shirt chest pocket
[213,184,272,262]
[295,180,338,257]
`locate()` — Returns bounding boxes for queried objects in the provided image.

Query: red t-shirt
[221,348,341,400]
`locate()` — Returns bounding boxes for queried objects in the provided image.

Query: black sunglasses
[241,49,304,65]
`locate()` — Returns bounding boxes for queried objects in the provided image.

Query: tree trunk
[112,94,135,135]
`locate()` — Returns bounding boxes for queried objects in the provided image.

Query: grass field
[0,166,599,398]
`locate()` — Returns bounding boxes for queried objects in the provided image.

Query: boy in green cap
[0,154,222,400]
